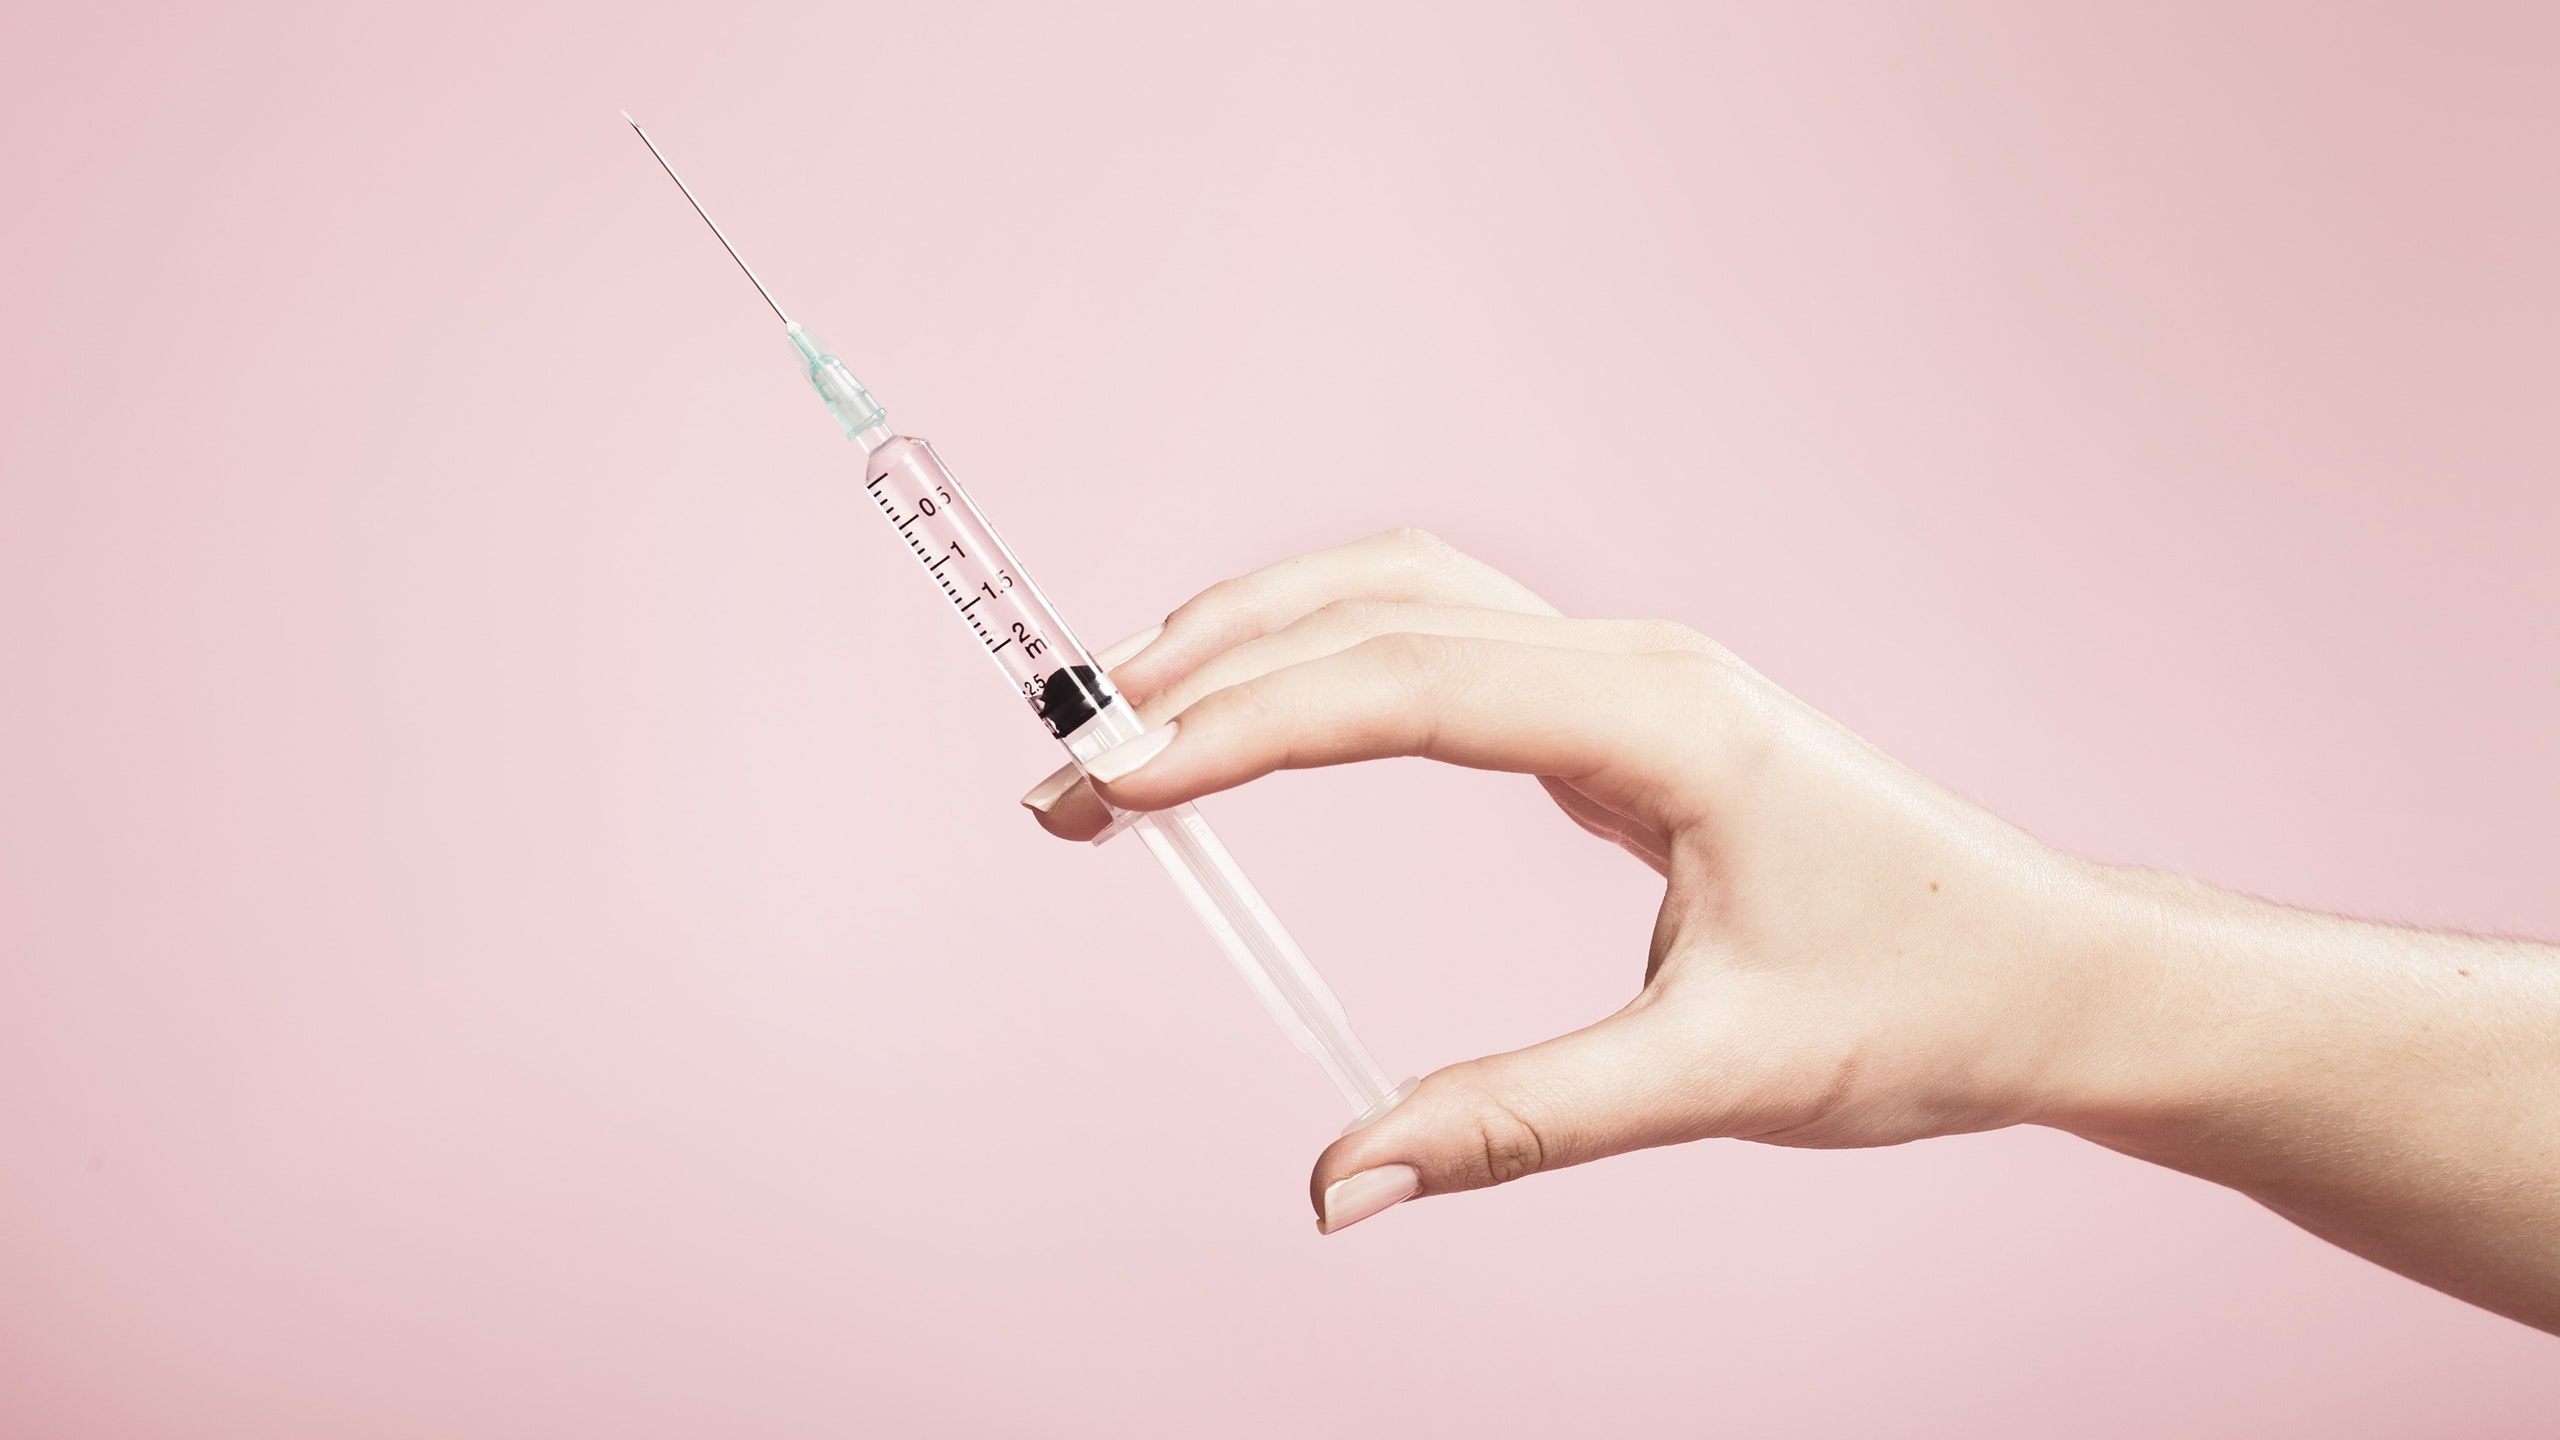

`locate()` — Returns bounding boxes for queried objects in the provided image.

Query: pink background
[4,3,2557,1434]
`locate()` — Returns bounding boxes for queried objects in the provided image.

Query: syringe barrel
[1128,804,1406,1118]
[860,434,1120,742]
[854,421,1413,1126]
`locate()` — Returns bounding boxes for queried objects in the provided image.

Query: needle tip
[623,114,794,327]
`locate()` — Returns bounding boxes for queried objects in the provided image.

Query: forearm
[2051,868,2560,1332]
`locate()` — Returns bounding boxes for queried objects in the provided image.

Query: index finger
[1105,528,1558,703]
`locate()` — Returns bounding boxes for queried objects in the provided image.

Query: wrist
[2020,863,2273,1154]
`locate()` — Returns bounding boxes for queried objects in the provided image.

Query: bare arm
[2066,873,2560,1331]
[1023,529,2560,1334]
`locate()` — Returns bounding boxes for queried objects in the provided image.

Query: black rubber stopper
[1035,664,1116,738]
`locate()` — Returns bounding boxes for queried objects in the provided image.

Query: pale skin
[1018,529,2560,1336]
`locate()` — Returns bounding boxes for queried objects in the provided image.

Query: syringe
[626,115,1416,1130]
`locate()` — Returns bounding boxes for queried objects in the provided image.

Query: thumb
[1310,996,1703,1234]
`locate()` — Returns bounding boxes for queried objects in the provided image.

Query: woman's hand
[1021,529,2129,1226]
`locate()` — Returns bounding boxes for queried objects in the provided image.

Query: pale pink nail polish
[1082,722,1177,783]
[1019,762,1080,812]
[1318,1164,1420,1234]
[1093,623,1164,672]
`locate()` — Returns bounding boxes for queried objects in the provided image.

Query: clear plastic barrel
[861,434,1117,741]
[854,428,1412,1125]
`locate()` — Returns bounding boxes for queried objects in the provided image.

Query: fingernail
[1318,1164,1420,1235]
[1093,623,1165,673]
[1019,761,1080,813]
[1082,722,1178,784]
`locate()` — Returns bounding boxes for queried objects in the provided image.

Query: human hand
[1020,529,2134,1234]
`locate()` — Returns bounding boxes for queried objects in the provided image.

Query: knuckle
[1642,645,1767,773]
[1378,526,1461,569]
[1170,574,1261,631]
[1177,678,1294,770]
[1341,631,1471,758]
[1652,644,1729,697]
[1420,1066,1553,1190]
[1199,670,1287,734]
[1631,618,1723,657]
[1359,631,1473,715]
[1469,1094,1549,1187]
[1180,577,1244,618]
[1690,632,1741,669]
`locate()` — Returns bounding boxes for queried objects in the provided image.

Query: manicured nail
[1318,1164,1420,1235]
[1093,623,1165,673]
[1019,761,1080,813]
[1082,722,1178,783]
